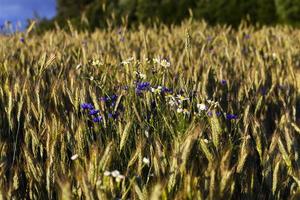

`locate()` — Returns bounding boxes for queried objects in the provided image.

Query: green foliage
[195,0,257,26]
[275,0,300,23]
[35,0,300,31]
[257,0,278,24]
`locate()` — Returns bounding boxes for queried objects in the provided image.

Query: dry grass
[0,21,300,199]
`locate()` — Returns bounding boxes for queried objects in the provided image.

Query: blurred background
[0,0,55,30]
[1,0,300,32]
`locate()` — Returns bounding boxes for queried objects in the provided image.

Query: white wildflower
[91,59,103,66]
[104,171,111,176]
[177,107,183,113]
[207,99,219,107]
[168,99,177,107]
[71,154,79,160]
[151,86,162,94]
[111,170,120,178]
[115,175,125,182]
[197,103,207,111]
[143,157,150,165]
[153,58,171,68]
[145,130,149,138]
[177,95,189,104]
[160,59,171,68]
[134,71,146,79]
[121,57,134,65]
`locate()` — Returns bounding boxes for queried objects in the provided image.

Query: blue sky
[0,0,56,29]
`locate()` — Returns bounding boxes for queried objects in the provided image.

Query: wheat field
[0,21,300,199]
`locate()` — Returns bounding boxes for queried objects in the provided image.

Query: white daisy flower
[121,57,134,65]
[71,154,79,160]
[91,59,103,66]
[111,170,120,178]
[177,107,183,113]
[153,58,171,68]
[151,86,162,94]
[134,71,147,79]
[176,95,189,103]
[104,171,111,176]
[168,99,177,107]
[197,103,207,111]
[207,99,219,107]
[143,157,150,165]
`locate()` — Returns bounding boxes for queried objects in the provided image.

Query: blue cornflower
[220,80,227,86]
[81,103,94,110]
[161,86,172,94]
[20,37,25,43]
[100,97,109,102]
[136,82,151,93]
[93,116,103,123]
[110,102,116,107]
[89,109,100,116]
[137,82,150,90]
[110,94,118,101]
[100,94,118,102]
[226,114,238,120]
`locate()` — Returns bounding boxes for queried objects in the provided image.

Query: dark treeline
[38,0,300,30]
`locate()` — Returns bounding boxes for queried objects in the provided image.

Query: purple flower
[226,114,238,120]
[161,86,172,94]
[220,80,227,86]
[20,37,25,43]
[89,109,100,116]
[207,111,221,117]
[110,102,116,107]
[244,34,250,40]
[207,111,213,117]
[136,82,151,93]
[81,103,94,110]
[93,116,103,123]
[137,82,150,90]
[100,97,109,102]
[100,94,118,102]
[110,94,118,101]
